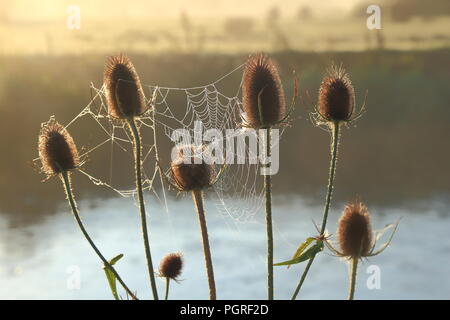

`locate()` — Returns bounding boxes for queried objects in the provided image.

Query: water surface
[1,196,448,299]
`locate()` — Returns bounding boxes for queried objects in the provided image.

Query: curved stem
[192,189,217,300]
[127,118,159,300]
[164,277,170,300]
[264,128,274,300]
[292,122,341,299]
[319,122,340,235]
[291,254,315,300]
[61,171,138,300]
[348,257,359,300]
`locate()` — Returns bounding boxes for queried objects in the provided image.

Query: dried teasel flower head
[242,53,286,128]
[318,64,355,123]
[104,53,146,119]
[170,144,214,192]
[337,201,373,258]
[38,117,80,177]
[159,252,183,280]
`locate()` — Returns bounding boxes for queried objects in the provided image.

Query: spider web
[48,63,268,223]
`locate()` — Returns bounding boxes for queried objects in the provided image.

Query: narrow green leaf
[287,237,315,269]
[103,254,124,300]
[274,241,324,267]
[109,253,124,265]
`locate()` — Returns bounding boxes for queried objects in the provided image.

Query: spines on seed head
[318,64,355,122]
[337,201,373,258]
[242,53,286,128]
[104,53,146,119]
[170,144,214,192]
[38,118,80,176]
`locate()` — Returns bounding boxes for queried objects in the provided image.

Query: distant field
[1,16,450,55]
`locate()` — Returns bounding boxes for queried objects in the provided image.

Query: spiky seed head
[318,65,355,122]
[38,119,80,176]
[242,53,286,128]
[104,54,146,119]
[170,145,214,192]
[337,202,373,258]
[159,252,183,280]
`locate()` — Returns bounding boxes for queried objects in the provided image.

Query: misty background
[0,0,449,299]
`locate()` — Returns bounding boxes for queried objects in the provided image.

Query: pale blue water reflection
[0,196,449,299]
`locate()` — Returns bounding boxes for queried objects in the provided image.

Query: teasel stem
[320,121,340,235]
[60,171,138,300]
[348,257,359,300]
[291,254,315,300]
[264,128,274,300]
[164,277,170,300]
[292,121,341,299]
[192,189,217,300]
[127,118,159,300]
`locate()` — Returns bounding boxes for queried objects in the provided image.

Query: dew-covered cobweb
[38,63,289,226]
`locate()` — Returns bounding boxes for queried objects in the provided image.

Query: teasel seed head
[337,201,373,258]
[170,145,214,192]
[104,53,146,119]
[242,53,286,128]
[159,252,183,280]
[318,64,355,122]
[38,118,80,177]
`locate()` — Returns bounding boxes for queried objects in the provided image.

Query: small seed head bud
[159,252,183,280]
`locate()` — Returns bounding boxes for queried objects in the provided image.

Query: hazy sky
[5,0,364,20]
